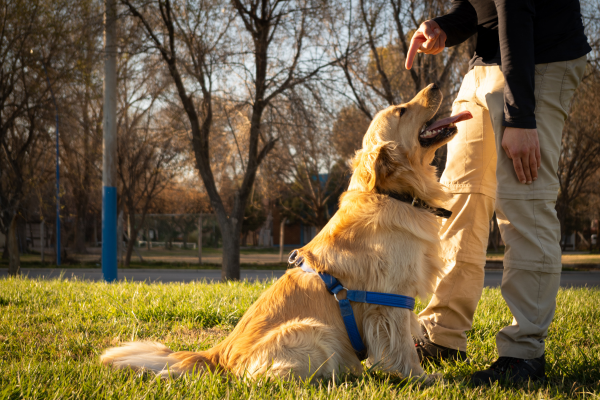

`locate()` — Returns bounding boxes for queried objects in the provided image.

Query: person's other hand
[405,20,446,70]
[502,127,541,184]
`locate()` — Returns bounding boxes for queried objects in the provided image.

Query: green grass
[1,277,599,399]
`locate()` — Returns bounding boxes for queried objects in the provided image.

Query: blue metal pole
[102,187,117,281]
[40,59,61,266]
[102,0,118,282]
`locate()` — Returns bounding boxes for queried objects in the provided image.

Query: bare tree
[322,0,473,170]
[60,3,104,254]
[122,0,337,280]
[117,118,179,266]
[329,0,472,112]
[156,184,210,249]
[557,68,600,243]
[331,105,371,161]
[267,89,347,230]
[555,1,600,245]
[116,39,180,266]
[0,0,75,274]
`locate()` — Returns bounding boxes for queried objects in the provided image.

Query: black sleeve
[432,0,478,47]
[495,0,537,129]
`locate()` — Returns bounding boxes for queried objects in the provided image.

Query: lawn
[1,277,599,399]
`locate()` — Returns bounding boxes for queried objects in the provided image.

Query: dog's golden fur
[101,84,455,381]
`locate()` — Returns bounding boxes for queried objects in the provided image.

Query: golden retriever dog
[101,83,471,382]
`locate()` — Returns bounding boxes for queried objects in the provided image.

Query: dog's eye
[398,107,407,117]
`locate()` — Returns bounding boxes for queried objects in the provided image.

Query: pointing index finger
[405,33,425,70]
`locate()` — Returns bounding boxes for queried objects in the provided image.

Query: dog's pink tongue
[425,111,473,131]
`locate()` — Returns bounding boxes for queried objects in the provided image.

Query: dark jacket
[433,0,590,129]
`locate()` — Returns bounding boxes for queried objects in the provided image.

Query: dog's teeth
[420,123,458,139]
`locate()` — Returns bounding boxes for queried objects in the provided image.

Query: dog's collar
[376,189,452,219]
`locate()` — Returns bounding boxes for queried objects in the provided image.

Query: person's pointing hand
[405,20,447,70]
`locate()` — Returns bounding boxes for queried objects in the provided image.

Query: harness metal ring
[288,249,299,265]
[333,287,348,302]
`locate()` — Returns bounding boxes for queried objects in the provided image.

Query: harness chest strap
[305,263,368,357]
[291,251,416,358]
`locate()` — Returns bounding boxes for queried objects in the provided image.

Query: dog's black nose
[428,83,439,90]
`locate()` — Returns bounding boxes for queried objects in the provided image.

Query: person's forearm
[496,0,537,129]
[433,0,478,47]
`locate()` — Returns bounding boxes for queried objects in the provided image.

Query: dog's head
[348,84,471,203]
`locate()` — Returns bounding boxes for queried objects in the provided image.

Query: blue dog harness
[288,250,416,359]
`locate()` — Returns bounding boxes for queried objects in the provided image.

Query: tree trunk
[494,216,500,251]
[557,199,569,251]
[93,215,98,246]
[124,212,135,267]
[315,204,328,232]
[133,245,144,262]
[73,207,87,254]
[40,220,45,264]
[17,222,26,254]
[124,229,143,265]
[220,216,241,281]
[279,218,286,262]
[117,211,124,265]
[60,224,68,263]
[52,223,57,264]
[7,215,20,276]
[488,213,499,251]
[28,222,34,253]
[597,213,600,252]
[198,215,202,265]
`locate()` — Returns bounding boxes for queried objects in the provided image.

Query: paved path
[68,253,288,265]
[2,268,600,288]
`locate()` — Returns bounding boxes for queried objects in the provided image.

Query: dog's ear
[353,142,399,191]
[374,144,398,189]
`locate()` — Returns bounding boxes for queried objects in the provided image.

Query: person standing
[405,0,591,385]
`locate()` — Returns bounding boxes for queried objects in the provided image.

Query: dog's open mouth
[419,111,473,147]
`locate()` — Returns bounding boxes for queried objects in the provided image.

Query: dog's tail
[100,341,219,378]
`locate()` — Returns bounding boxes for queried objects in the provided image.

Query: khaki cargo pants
[419,56,587,359]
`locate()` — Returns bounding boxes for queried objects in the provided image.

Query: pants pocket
[560,56,587,113]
